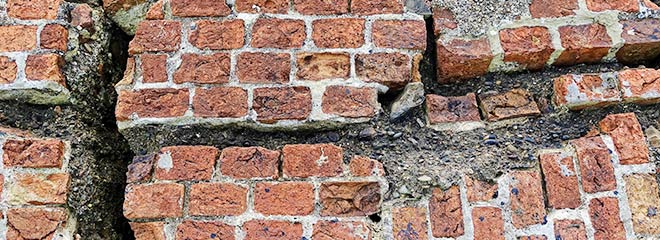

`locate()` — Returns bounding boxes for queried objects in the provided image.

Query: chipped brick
[351,0,403,15]
[599,113,649,165]
[188,183,248,216]
[510,171,546,228]
[0,25,37,52]
[220,147,280,179]
[499,27,554,70]
[7,0,62,20]
[235,0,289,13]
[6,208,66,240]
[472,207,505,240]
[553,74,620,110]
[174,53,230,84]
[123,183,184,219]
[372,20,427,50]
[2,139,64,168]
[617,19,660,63]
[251,18,305,49]
[26,54,65,86]
[193,87,248,118]
[436,38,493,82]
[116,89,189,121]
[141,54,168,83]
[586,0,639,12]
[189,20,245,50]
[313,221,371,240]
[282,144,343,178]
[40,24,68,51]
[244,220,303,240]
[237,52,290,84]
[571,136,616,193]
[176,221,235,240]
[426,93,481,124]
[129,20,181,54]
[479,89,541,121]
[540,151,581,209]
[530,0,578,18]
[618,68,660,104]
[349,156,384,177]
[131,222,166,240]
[392,207,428,240]
[554,219,587,240]
[356,53,411,89]
[253,87,312,123]
[555,24,612,66]
[320,182,381,217]
[589,198,626,240]
[322,86,379,118]
[154,146,218,181]
[8,173,69,205]
[296,52,350,80]
[312,18,365,48]
[465,176,498,202]
[0,57,17,84]
[294,0,349,14]
[429,186,464,237]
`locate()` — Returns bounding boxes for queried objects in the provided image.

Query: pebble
[418,175,432,182]
[359,127,377,140]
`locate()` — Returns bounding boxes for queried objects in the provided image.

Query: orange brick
[130,222,166,240]
[617,19,660,63]
[0,25,37,52]
[154,146,218,181]
[586,0,639,12]
[351,0,403,15]
[145,1,164,20]
[372,20,426,50]
[618,68,660,104]
[6,208,66,240]
[220,147,280,179]
[244,220,302,240]
[599,113,649,165]
[0,57,17,84]
[465,176,498,202]
[174,53,230,84]
[2,139,64,168]
[254,182,314,216]
[319,182,381,216]
[356,53,411,89]
[40,24,68,51]
[235,0,289,13]
[552,74,620,110]
[188,183,247,216]
[296,52,350,80]
[429,186,464,237]
[141,54,168,83]
[313,221,371,240]
[571,136,616,193]
[7,0,62,20]
[499,27,554,70]
[529,0,578,18]
[193,87,248,118]
[312,18,365,48]
[251,18,305,49]
[510,171,546,228]
[436,38,493,82]
[282,144,343,178]
[540,152,581,209]
[555,24,612,66]
[176,221,235,240]
[237,52,290,84]
[554,219,587,240]
[170,0,231,17]
[26,54,65,86]
[472,207,505,240]
[253,87,312,123]
[589,198,626,240]
[129,20,181,54]
[116,89,189,121]
[349,156,384,177]
[189,20,244,50]
[392,207,428,240]
[7,173,69,205]
[123,183,184,219]
[322,86,379,118]
[294,0,349,14]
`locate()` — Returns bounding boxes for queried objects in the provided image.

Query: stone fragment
[123,183,184,219]
[571,136,616,193]
[472,207,505,240]
[599,113,649,165]
[237,52,290,84]
[356,53,411,89]
[2,139,64,168]
[392,207,428,240]
[499,27,554,70]
[282,144,343,178]
[254,182,315,216]
[319,182,381,216]
[553,74,620,110]
[193,87,248,118]
[174,53,230,84]
[429,186,464,237]
[296,53,350,80]
[129,20,181,54]
[154,146,218,181]
[372,20,427,50]
[251,18,305,49]
[391,82,425,120]
[188,183,248,216]
[252,87,312,123]
[71,4,94,29]
[624,174,660,234]
[126,154,156,183]
[436,38,493,82]
[555,24,612,66]
[312,18,365,48]
[189,20,245,50]
[116,89,189,121]
[322,86,379,118]
[220,147,280,179]
[479,89,541,121]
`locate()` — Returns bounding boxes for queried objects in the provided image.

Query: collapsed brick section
[115,0,426,130]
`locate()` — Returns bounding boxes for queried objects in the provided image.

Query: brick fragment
[0,25,37,52]
[71,4,94,28]
[244,220,303,240]
[6,208,66,240]
[356,53,411,89]
[2,139,64,168]
[426,93,481,124]
[251,18,305,49]
[146,0,164,20]
[129,21,181,54]
[554,219,587,240]
[322,86,379,118]
[126,154,156,183]
[237,52,290,84]
[189,20,245,50]
[123,183,184,219]
[235,0,288,13]
[8,173,69,205]
[372,20,427,50]
[555,24,612,66]
[617,19,660,63]
[472,207,505,240]
[253,87,312,123]
[465,176,498,202]
[624,174,660,234]
[176,221,235,240]
[540,151,581,209]
[117,57,135,86]
[433,7,457,34]
[530,0,578,18]
[499,27,554,70]
[154,146,218,181]
[571,136,616,193]
[392,207,428,240]
[643,0,660,9]
[130,222,166,240]
[436,38,493,82]
[589,198,626,240]
[116,89,189,121]
[519,236,547,240]
[313,221,371,240]
[294,0,349,14]
[26,54,65,86]
[351,0,403,15]
[189,183,247,216]
[618,68,660,104]
[349,156,384,177]
[254,182,314,215]
[510,171,546,228]
[40,24,68,51]
[174,53,230,84]
[0,57,17,84]
[296,53,350,80]
[282,144,343,178]
[141,54,168,83]
[193,87,248,118]
[586,0,639,12]
[429,186,464,237]
[170,0,231,17]
[312,18,365,48]
[552,74,620,110]
[599,113,649,165]
[319,181,381,216]
[220,147,280,179]
[479,89,541,121]
[7,0,62,20]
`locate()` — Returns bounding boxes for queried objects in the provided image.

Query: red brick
[26,54,65,86]
[322,86,379,118]
[126,154,156,183]
[624,174,660,234]
[154,146,218,181]
[0,25,37,52]
[40,24,68,51]
[193,87,248,118]
[643,0,660,9]
[188,183,247,216]
[519,236,547,240]
[429,186,464,237]
[237,52,290,84]
[8,173,69,205]
[618,68,660,104]
[176,221,235,240]
[7,0,62,20]
[510,171,546,228]
[235,0,289,13]
[349,156,384,177]
[294,0,349,14]
[130,222,166,240]
[351,0,403,15]
[251,18,305,49]
[141,54,168,83]
[220,147,280,179]
[313,221,371,240]
[312,18,365,48]
[174,53,230,84]
[530,0,578,18]
[589,198,626,240]
[372,20,427,50]
[356,53,411,89]
[252,87,312,123]
[319,181,381,216]
[617,19,660,63]
[392,207,428,240]
[540,151,581,209]
[465,176,498,202]
[244,220,303,240]
[472,207,505,240]
[189,20,245,50]
[296,52,350,80]
[426,93,481,124]
[123,183,184,219]
[436,38,493,82]
[71,4,94,28]
[146,0,164,20]
[2,139,64,168]
[129,20,181,55]
[555,24,612,66]
[571,136,616,193]
[170,0,230,17]
[282,143,343,178]
[115,89,189,121]
[586,0,639,12]
[254,182,314,215]
[479,89,541,121]
[499,27,554,70]
[552,74,620,110]
[6,208,66,240]
[0,57,17,84]
[599,113,649,165]
[433,7,457,35]
[554,219,587,240]
[118,57,136,86]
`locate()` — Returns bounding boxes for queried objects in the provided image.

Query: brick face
[589,198,626,240]
[0,57,18,84]
[429,186,464,237]
[25,54,65,85]
[251,18,306,49]
[392,207,428,240]
[129,21,181,55]
[252,87,312,123]
[154,146,218,181]
[7,0,62,20]
[193,87,248,118]
[356,53,411,89]
[529,0,578,18]
[599,113,649,165]
[8,173,70,205]
[235,0,289,13]
[351,0,403,15]
[618,68,660,103]
[426,93,481,124]
[322,86,379,118]
[436,38,493,82]
[509,171,546,228]
[540,152,581,209]
[254,182,314,215]
[176,221,235,240]
[571,136,616,193]
[40,24,68,51]
[472,207,505,240]
[555,24,612,66]
[188,183,248,216]
[141,54,168,83]
[123,183,185,219]
[296,53,350,80]
[220,147,280,179]
[170,0,231,17]
[189,20,245,50]
[319,182,381,216]
[116,89,189,121]
[552,74,620,109]
[294,0,349,15]
[174,53,230,84]
[282,144,343,178]
[244,220,303,240]
[130,222,166,240]
[465,177,498,202]
[586,0,639,12]
[499,27,554,70]
[313,221,371,240]
[479,89,541,121]
[6,208,67,240]
[237,52,290,84]
[554,219,587,240]
[312,18,365,48]
[617,19,660,63]
[2,139,64,168]
[372,20,427,50]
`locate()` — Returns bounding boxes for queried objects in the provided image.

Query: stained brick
[174,53,230,84]
[554,219,587,240]
[599,113,649,165]
[465,176,498,202]
[235,0,289,13]
[618,68,660,104]
[0,25,37,52]
[193,87,248,118]
[244,220,303,240]
[322,86,379,118]
[429,186,464,237]
[251,18,305,49]
[130,222,166,240]
[349,156,384,177]
[170,0,231,17]
[312,18,365,48]
[188,183,248,216]
[426,93,481,124]
[253,87,312,123]
[6,208,66,240]
[141,54,168,83]
[552,74,620,110]
[7,173,69,205]
[123,183,184,219]
[479,89,541,121]
[116,89,189,121]
[189,20,245,50]
[40,24,68,51]
[296,52,350,80]
[294,0,349,14]
[351,0,403,15]
[26,54,65,86]
[571,136,616,193]
[282,144,343,177]
[319,181,381,216]
[510,171,546,228]
[146,0,164,20]
[254,182,314,215]
[356,53,411,89]
[129,20,181,55]
[7,0,62,20]
[176,221,235,240]
[372,20,427,50]
[589,198,626,240]
[237,52,290,84]
[586,0,639,12]
[540,151,581,209]
[0,57,17,84]
[220,147,280,179]
[154,146,218,181]
[126,154,156,184]
[617,19,660,63]
[472,207,505,240]
[499,27,554,70]
[530,0,578,18]
[392,207,428,240]
[555,24,612,66]
[2,139,64,168]
[436,38,493,82]
[624,174,660,234]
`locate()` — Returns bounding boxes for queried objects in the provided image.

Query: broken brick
[510,171,546,228]
[429,186,464,237]
[540,151,581,209]
[599,113,649,165]
[436,38,493,82]
[555,24,612,66]
[322,86,379,118]
[319,181,381,216]
[571,136,616,193]
[553,74,621,110]
[392,207,428,240]
[479,89,541,121]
